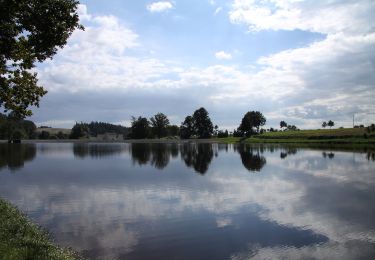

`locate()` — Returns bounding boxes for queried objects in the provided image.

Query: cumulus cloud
[147,1,174,13]
[229,0,375,35]
[215,51,232,60]
[33,2,375,128]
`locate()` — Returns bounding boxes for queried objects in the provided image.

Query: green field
[0,198,77,260]
[256,127,370,139]
[214,128,375,145]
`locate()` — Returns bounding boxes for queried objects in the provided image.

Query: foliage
[328,120,334,128]
[193,107,214,138]
[150,113,170,138]
[367,124,375,133]
[0,112,35,140]
[0,0,83,118]
[180,108,214,139]
[280,121,287,129]
[166,125,179,137]
[322,121,327,128]
[39,130,50,140]
[70,122,89,139]
[286,124,299,131]
[238,111,266,136]
[130,116,150,139]
[233,129,243,137]
[192,107,214,138]
[180,116,195,139]
[217,130,229,138]
[0,198,76,259]
[87,121,129,137]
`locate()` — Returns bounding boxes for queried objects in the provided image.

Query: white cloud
[33,1,375,128]
[215,51,232,60]
[147,1,174,13]
[229,0,375,35]
[214,7,223,15]
[77,4,91,21]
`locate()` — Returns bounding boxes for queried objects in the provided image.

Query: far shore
[1,137,375,147]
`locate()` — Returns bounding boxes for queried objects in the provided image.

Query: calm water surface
[0,143,375,259]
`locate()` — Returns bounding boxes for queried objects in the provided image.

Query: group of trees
[180,107,214,139]
[322,120,335,129]
[70,121,131,139]
[279,121,299,131]
[0,112,36,141]
[129,113,179,139]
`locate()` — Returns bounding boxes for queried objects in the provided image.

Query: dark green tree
[280,120,287,129]
[150,112,170,138]
[239,111,266,136]
[287,124,299,131]
[328,120,334,129]
[322,121,327,128]
[70,122,89,139]
[166,125,179,137]
[180,115,194,139]
[192,107,214,138]
[0,0,83,118]
[130,116,150,139]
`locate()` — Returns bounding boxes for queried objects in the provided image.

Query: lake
[0,142,375,259]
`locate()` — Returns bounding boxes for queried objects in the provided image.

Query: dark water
[0,143,375,260]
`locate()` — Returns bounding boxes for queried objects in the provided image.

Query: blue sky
[31,0,375,129]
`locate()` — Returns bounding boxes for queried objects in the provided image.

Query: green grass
[213,128,375,146]
[0,198,77,260]
[256,127,369,139]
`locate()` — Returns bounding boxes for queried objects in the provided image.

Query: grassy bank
[0,198,77,260]
[214,128,375,146]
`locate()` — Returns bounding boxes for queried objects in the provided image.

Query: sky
[31,0,375,130]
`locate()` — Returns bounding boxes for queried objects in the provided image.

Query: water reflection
[322,151,335,159]
[280,147,298,159]
[180,143,214,174]
[366,152,375,161]
[1,143,375,259]
[0,144,36,171]
[73,143,127,158]
[235,145,267,172]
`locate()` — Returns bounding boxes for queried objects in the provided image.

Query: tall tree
[239,111,266,136]
[150,113,170,138]
[328,120,334,129]
[322,121,327,128]
[131,116,150,139]
[192,107,214,139]
[280,121,287,129]
[180,116,194,139]
[0,0,83,118]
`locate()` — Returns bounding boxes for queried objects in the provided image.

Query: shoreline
[1,137,375,148]
[0,197,77,259]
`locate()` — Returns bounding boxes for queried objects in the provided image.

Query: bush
[39,131,50,140]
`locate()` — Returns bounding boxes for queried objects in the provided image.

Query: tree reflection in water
[73,143,126,159]
[180,143,214,174]
[0,144,36,172]
[322,151,335,159]
[130,143,177,169]
[280,147,298,159]
[236,145,267,172]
